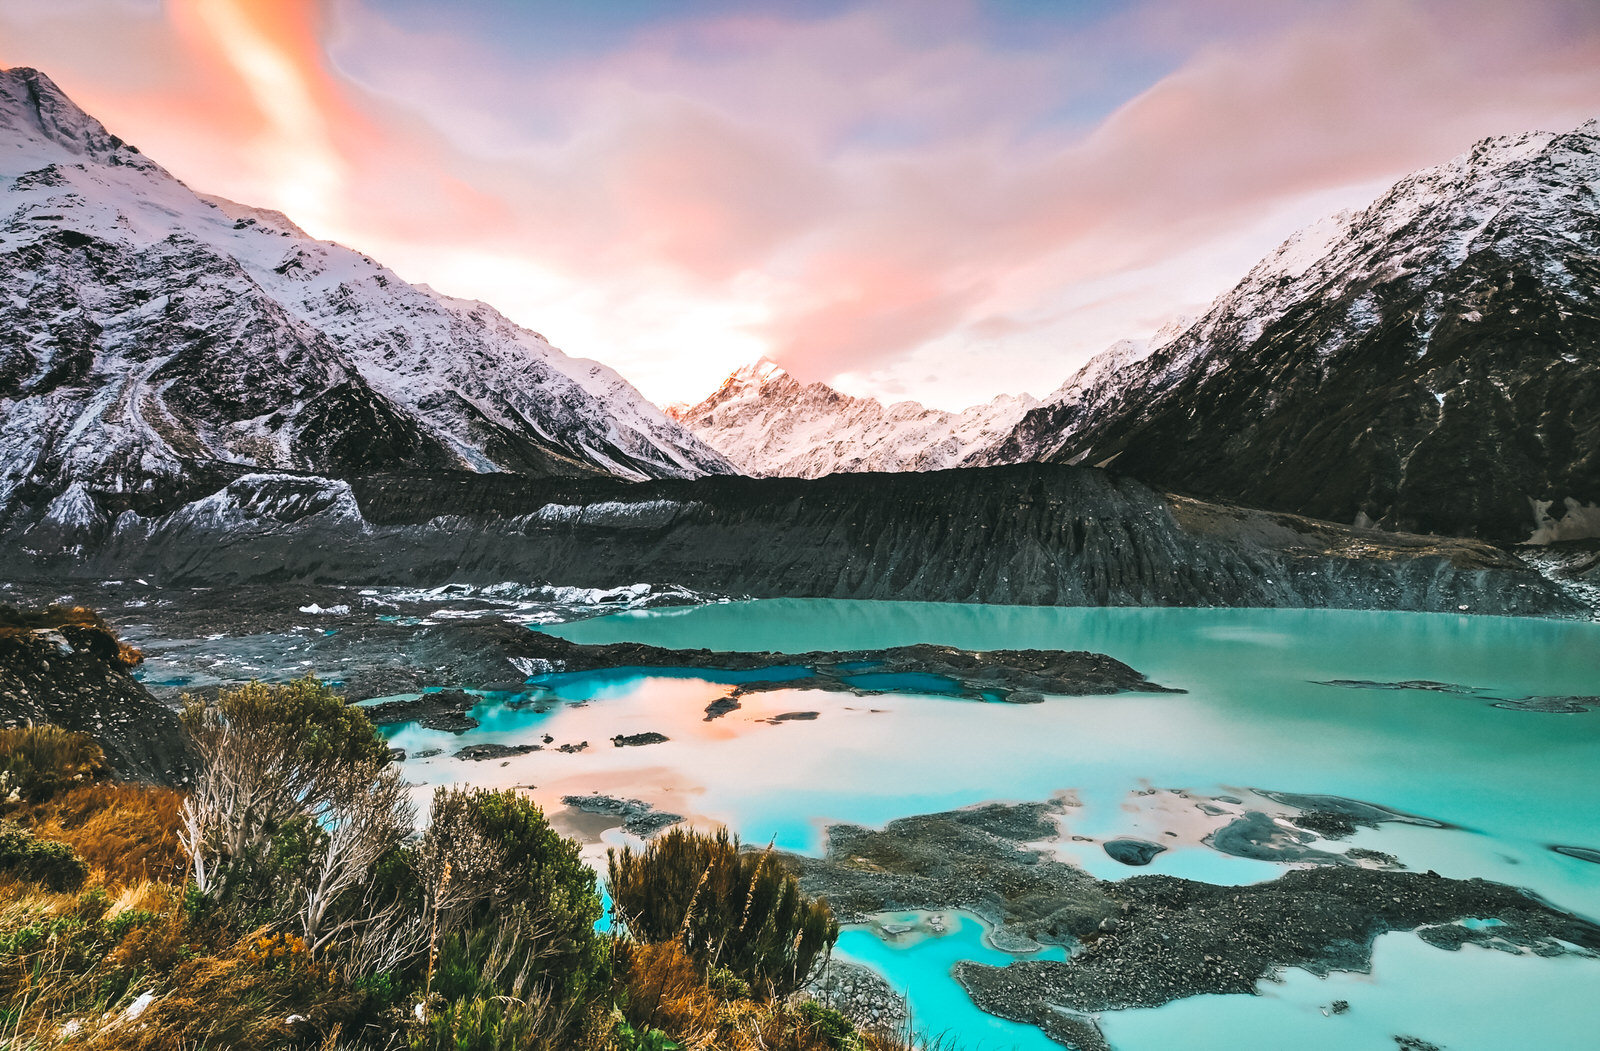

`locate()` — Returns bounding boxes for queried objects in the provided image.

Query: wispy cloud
[3,0,1598,406]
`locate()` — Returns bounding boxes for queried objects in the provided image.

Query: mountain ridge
[0,66,731,540]
[980,119,1600,542]
[669,357,1037,478]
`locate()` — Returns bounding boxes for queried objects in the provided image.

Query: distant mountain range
[0,65,1592,614]
[0,66,730,544]
[675,123,1600,544]
[666,359,1036,478]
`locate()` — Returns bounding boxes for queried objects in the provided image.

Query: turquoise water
[834,912,1065,1051]
[838,671,966,693]
[387,600,1600,1050]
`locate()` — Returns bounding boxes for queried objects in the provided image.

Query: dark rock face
[3,464,1581,618]
[0,609,189,784]
[979,122,1600,544]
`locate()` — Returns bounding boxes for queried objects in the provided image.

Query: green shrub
[796,999,860,1050]
[104,907,162,942]
[0,820,88,891]
[418,789,605,1005]
[608,827,838,997]
[180,675,390,776]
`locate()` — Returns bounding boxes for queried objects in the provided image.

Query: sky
[3,1,1600,409]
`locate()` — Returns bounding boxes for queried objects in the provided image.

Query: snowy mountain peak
[0,67,155,171]
[195,193,310,239]
[736,357,790,385]
[673,362,1038,478]
[0,68,731,536]
[727,356,797,393]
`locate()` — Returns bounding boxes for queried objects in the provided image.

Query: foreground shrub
[0,725,109,805]
[179,677,411,956]
[609,827,838,997]
[615,939,881,1051]
[410,906,602,1051]
[414,788,608,1042]
[0,821,88,891]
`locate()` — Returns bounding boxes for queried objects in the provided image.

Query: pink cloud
[2,0,1598,406]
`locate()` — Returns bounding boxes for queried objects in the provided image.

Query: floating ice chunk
[297,603,351,615]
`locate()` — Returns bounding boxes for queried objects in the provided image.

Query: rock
[505,633,1181,703]
[703,696,741,720]
[1207,811,1349,865]
[556,741,588,753]
[779,795,1600,1051]
[1346,847,1403,868]
[7,466,1576,619]
[769,711,819,722]
[1291,810,1358,839]
[560,794,681,836]
[611,732,669,747]
[454,743,540,761]
[1552,844,1600,865]
[0,607,191,785]
[1103,839,1167,866]
[806,960,909,1036]
[363,689,481,733]
[387,747,406,762]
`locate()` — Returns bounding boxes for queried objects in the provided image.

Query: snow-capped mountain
[668,358,1037,478]
[0,67,730,536]
[965,317,1192,469]
[977,120,1600,542]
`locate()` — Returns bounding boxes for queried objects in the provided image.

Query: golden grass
[13,783,188,889]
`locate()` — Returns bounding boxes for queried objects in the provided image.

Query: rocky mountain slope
[669,359,1036,477]
[977,122,1600,543]
[967,320,1189,469]
[0,464,1577,617]
[0,66,730,543]
[0,606,189,784]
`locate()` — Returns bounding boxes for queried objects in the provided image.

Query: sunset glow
[5,0,1599,406]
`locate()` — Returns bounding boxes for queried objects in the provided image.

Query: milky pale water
[383,600,1600,1051]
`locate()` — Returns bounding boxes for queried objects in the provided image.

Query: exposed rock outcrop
[0,607,189,784]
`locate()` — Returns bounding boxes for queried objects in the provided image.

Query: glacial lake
[382,600,1600,1051]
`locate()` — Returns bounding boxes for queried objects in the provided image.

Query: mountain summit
[670,359,1036,478]
[0,66,730,540]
